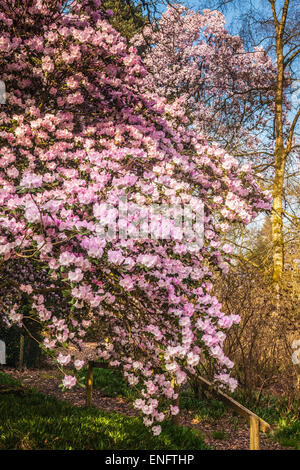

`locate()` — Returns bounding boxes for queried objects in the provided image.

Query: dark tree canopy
[102,0,146,40]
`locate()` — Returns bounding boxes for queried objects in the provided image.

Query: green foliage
[1,368,299,449]
[232,390,299,426]
[179,382,300,449]
[0,371,20,387]
[78,366,138,399]
[182,386,300,449]
[0,372,210,450]
[180,392,227,421]
[211,430,228,440]
[232,391,300,449]
[102,0,146,41]
[274,418,300,450]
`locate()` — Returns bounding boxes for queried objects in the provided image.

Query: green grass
[179,382,300,449]
[0,370,20,387]
[211,430,228,440]
[180,393,227,421]
[232,391,299,424]
[2,368,299,450]
[74,368,300,449]
[78,366,137,399]
[0,371,209,450]
[231,390,300,449]
[79,368,226,420]
[274,418,300,449]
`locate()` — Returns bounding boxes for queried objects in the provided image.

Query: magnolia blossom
[155,412,165,422]
[222,244,233,254]
[9,310,23,323]
[44,337,57,349]
[107,250,124,265]
[134,4,277,158]
[143,417,153,427]
[42,56,54,73]
[137,254,158,268]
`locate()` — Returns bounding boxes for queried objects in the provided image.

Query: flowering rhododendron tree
[133,4,278,158]
[0,0,271,434]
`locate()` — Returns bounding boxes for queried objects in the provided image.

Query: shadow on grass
[0,371,209,450]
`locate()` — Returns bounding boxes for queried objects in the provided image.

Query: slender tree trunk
[18,334,24,371]
[271,0,289,290]
[272,156,285,287]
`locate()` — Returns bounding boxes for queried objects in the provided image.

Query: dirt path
[3,366,288,451]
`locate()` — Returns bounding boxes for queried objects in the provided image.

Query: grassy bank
[78,366,300,449]
[0,371,209,450]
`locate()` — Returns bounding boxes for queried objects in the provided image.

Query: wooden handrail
[194,374,272,450]
[85,361,272,450]
[195,374,271,434]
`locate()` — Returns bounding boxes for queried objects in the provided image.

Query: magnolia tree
[0,0,271,434]
[133,4,278,159]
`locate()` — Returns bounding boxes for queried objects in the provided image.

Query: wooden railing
[194,374,271,450]
[85,361,271,450]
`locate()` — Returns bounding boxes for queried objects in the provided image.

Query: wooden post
[192,374,271,433]
[250,415,260,450]
[86,361,94,407]
[18,334,24,371]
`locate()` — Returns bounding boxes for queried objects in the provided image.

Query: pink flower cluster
[133,4,277,161]
[0,0,272,435]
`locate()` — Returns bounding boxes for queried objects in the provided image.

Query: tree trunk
[18,334,24,371]
[271,0,288,291]
[272,157,285,287]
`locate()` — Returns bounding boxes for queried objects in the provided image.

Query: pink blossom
[57,353,71,365]
[170,405,179,416]
[20,173,43,188]
[0,0,272,436]
[152,425,161,436]
[74,359,85,370]
[68,268,83,283]
[119,275,134,291]
[62,375,77,389]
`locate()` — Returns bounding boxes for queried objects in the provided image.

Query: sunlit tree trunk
[270,0,289,290]
[272,157,286,288]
